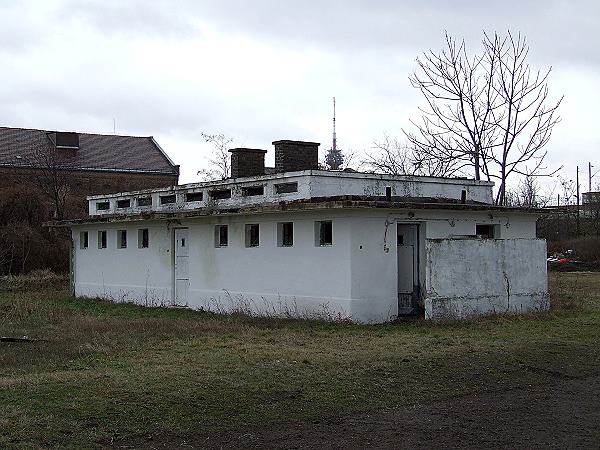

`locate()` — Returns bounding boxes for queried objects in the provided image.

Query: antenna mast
[325,97,344,170]
[332,97,337,152]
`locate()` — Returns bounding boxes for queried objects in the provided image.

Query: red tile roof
[0,126,178,175]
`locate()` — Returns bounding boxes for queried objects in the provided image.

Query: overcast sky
[1,0,598,194]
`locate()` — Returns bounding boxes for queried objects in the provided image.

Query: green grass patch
[1,272,599,448]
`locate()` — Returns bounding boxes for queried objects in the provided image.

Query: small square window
[98,230,107,249]
[117,199,131,209]
[245,224,260,247]
[242,185,264,197]
[185,192,203,202]
[315,221,333,246]
[215,225,228,247]
[274,182,298,194]
[476,224,498,239]
[138,228,149,248]
[277,222,294,247]
[210,189,232,200]
[160,194,176,205]
[137,196,152,207]
[117,230,127,249]
[80,231,89,249]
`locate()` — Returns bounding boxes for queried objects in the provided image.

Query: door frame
[396,222,421,316]
[172,227,189,306]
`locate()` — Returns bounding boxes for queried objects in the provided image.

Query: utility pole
[576,165,580,237]
[557,194,560,237]
[589,162,593,195]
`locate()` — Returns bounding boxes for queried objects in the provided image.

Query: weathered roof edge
[0,162,180,175]
[48,196,546,227]
[149,136,178,170]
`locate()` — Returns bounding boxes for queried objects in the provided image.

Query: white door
[397,224,419,315]
[174,228,189,306]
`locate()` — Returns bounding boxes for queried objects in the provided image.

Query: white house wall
[184,211,353,319]
[73,221,173,305]
[348,216,398,323]
[71,208,545,323]
[73,211,354,320]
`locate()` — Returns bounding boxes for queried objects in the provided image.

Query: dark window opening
[117,230,127,249]
[80,231,88,249]
[317,221,333,246]
[96,201,110,211]
[245,224,260,247]
[476,224,495,239]
[117,199,131,209]
[210,189,232,200]
[385,186,392,201]
[215,225,228,247]
[98,230,107,249]
[137,197,152,207]
[461,190,467,204]
[160,194,176,205]
[274,182,298,194]
[185,192,204,202]
[242,185,264,197]
[181,238,186,247]
[138,229,149,248]
[278,222,294,247]
[53,131,80,149]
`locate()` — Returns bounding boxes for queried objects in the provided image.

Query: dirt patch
[113,375,600,449]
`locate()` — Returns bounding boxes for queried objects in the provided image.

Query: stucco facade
[64,169,548,322]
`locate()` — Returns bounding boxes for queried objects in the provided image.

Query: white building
[58,140,549,322]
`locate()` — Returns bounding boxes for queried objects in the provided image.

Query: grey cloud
[0,0,598,184]
[193,0,600,66]
[55,0,201,39]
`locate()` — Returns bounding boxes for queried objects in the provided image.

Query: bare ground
[114,374,600,450]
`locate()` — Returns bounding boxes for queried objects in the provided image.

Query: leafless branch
[198,133,233,181]
[401,31,562,205]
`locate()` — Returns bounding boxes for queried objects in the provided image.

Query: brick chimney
[229,148,267,178]
[273,140,320,172]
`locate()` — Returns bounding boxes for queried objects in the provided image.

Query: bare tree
[197,133,233,181]
[405,31,562,204]
[18,135,71,220]
[505,174,552,208]
[363,134,463,177]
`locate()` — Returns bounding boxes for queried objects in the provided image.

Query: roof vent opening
[50,131,80,150]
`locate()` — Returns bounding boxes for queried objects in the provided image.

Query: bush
[0,187,69,275]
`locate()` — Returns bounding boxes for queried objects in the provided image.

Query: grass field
[1,272,600,449]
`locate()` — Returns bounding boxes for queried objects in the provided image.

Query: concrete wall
[185,211,353,319]
[309,173,493,204]
[88,171,494,216]
[73,220,173,304]
[72,208,545,323]
[73,211,354,320]
[424,238,549,319]
[348,215,399,323]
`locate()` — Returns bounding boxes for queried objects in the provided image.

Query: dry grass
[1,272,599,449]
[549,271,600,311]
